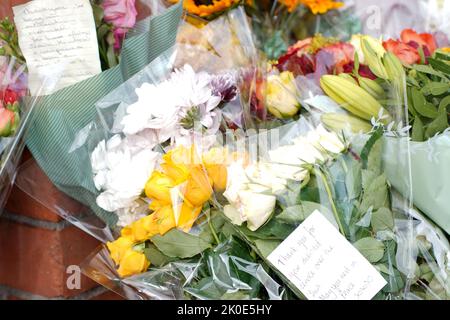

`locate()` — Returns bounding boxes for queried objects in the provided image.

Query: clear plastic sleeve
[0,55,46,213]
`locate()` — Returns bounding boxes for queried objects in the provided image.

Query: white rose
[307,124,346,155]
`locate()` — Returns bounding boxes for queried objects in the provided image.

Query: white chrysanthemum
[120,64,222,143]
[91,134,159,216]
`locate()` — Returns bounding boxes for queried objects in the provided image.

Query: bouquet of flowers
[0,19,48,212]
[216,119,449,300]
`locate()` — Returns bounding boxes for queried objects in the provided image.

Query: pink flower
[102,0,137,50]
[102,0,137,30]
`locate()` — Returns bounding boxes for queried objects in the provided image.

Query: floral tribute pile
[1,0,450,300]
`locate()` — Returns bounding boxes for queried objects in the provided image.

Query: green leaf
[438,95,450,112]
[412,64,447,78]
[425,102,448,138]
[381,268,405,293]
[421,82,450,96]
[360,174,388,213]
[143,244,177,267]
[375,263,394,276]
[411,87,438,118]
[428,58,450,75]
[411,116,425,141]
[151,229,211,258]
[276,201,330,224]
[371,207,394,232]
[353,237,385,263]
[254,239,282,258]
[360,127,383,170]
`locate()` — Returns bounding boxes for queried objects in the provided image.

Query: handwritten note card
[268,211,387,300]
[13,0,102,95]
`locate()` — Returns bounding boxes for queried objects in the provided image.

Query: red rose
[3,89,18,105]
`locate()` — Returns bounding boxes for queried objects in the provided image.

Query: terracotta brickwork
[0,153,122,300]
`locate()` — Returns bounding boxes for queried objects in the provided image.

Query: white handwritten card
[13,0,102,95]
[268,210,387,300]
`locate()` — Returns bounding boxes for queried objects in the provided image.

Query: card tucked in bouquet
[13,0,101,95]
[268,211,387,300]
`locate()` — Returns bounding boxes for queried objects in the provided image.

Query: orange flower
[300,0,343,15]
[400,29,437,55]
[279,0,301,12]
[383,39,420,65]
[383,29,437,65]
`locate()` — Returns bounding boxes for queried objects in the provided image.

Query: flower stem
[206,208,220,244]
[316,166,346,238]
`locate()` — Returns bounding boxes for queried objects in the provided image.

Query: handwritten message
[13,0,101,95]
[268,210,387,300]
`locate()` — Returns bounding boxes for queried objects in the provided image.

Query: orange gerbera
[300,0,343,14]
[170,0,240,17]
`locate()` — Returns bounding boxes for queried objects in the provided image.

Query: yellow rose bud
[153,205,177,235]
[203,148,229,192]
[177,204,202,232]
[266,71,301,119]
[117,249,150,278]
[145,171,174,206]
[107,236,134,265]
[183,166,213,207]
[130,215,159,242]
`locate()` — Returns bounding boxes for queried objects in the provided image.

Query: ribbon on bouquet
[25,2,183,226]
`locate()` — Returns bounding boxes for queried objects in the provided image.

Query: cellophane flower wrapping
[0,55,48,213]
[16,6,289,300]
[215,29,450,299]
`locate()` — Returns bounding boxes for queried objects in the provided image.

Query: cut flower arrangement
[7,0,450,301]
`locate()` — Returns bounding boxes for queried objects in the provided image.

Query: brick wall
[0,150,122,300]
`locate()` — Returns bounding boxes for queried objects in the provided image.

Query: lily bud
[358,77,385,100]
[320,75,390,123]
[321,113,373,134]
[361,36,389,79]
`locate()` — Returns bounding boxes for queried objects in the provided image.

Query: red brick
[6,158,86,223]
[0,217,101,298]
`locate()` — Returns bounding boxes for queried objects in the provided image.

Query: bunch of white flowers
[223,124,346,231]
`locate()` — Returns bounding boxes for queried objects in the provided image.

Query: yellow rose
[144,171,174,206]
[130,215,159,242]
[266,71,301,119]
[184,166,213,207]
[107,236,134,265]
[205,164,227,192]
[177,204,202,232]
[153,205,177,235]
[117,249,150,278]
[203,148,229,192]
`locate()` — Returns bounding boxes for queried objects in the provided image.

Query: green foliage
[407,52,450,141]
